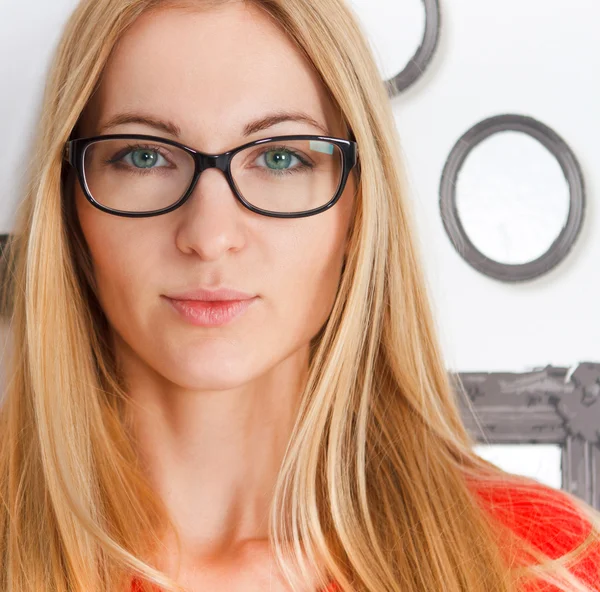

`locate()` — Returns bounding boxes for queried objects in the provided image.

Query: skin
[75,2,355,590]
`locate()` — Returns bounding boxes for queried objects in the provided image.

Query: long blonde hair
[1,0,599,590]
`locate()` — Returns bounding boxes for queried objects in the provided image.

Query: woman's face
[75,2,355,390]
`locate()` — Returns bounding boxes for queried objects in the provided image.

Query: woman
[0,0,598,590]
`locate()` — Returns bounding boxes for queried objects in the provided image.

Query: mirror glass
[455,131,571,265]
[473,444,562,490]
[348,0,425,81]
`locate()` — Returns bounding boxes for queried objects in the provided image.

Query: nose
[173,165,247,260]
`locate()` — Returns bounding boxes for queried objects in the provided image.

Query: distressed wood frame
[454,362,600,510]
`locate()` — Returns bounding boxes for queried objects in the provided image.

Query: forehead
[82,2,342,146]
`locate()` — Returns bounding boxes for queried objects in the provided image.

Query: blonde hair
[0,0,599,590]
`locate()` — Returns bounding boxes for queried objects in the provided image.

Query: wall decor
[439,114,585,282]
[453,362,600,509]
[385,0,441,96]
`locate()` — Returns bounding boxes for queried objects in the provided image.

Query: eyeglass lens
[82,138,344,215]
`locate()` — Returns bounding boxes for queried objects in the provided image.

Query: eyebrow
[97,110,330,138]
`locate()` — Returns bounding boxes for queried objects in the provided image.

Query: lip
[163,295,258,327]
[164,287,257,302]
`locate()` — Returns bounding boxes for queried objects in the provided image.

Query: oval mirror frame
[439,114,586,282]
[385,0,441,96]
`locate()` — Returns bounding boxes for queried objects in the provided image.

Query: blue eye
[252,146,313,176]
[104,144,173,173]
[125,148,169,169]
[262,149,298,170]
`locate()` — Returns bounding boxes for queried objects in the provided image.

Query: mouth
[162,295,258,327]
[164,287,257,302]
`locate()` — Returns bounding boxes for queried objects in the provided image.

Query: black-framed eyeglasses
[64,133,358,218]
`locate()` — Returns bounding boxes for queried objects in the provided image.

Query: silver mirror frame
[439,114,586,282]
[454,362,600,509]
[385,0,441,96]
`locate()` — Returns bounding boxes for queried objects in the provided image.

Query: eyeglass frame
[64,133,359,219]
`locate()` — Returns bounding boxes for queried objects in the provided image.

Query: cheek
[272,213,349,335]
[74,187,157,323]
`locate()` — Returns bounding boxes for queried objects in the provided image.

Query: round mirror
[439,114,585,282]
[455,131,571,265]
[348,0,440,96]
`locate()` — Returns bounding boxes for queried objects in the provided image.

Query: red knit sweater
[131,482,600,591]
[469,480,600,591]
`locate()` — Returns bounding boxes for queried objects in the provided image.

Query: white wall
[349,0,599,373]
[0,0,82,232]
[347,0,600,489]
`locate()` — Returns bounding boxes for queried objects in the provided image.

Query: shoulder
[468,478,600,589]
